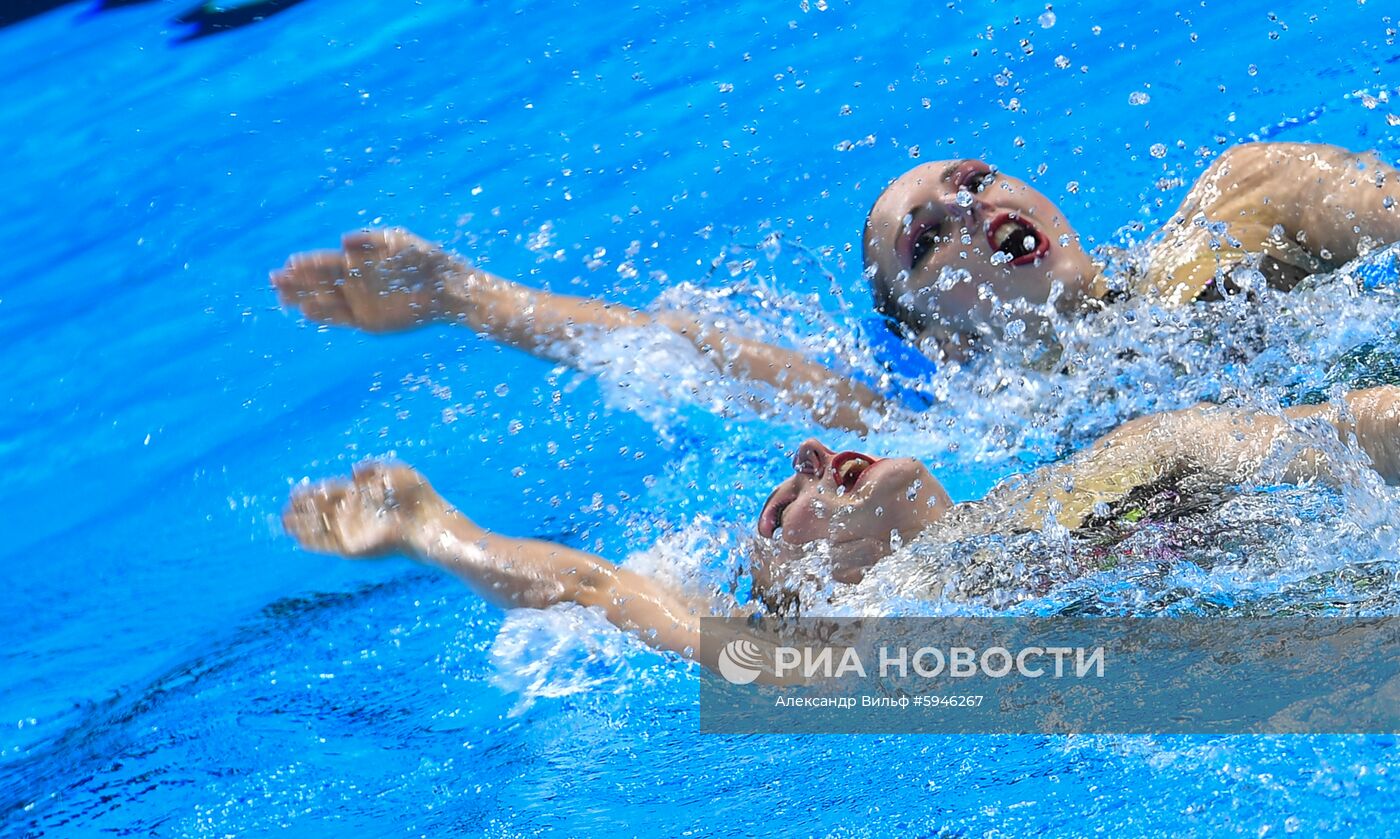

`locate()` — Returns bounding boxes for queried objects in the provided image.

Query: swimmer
[282,386,1400,675]
[272,142,1400,430]
[864,143,1400,358]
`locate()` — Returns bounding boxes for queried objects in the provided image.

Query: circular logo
[717,638,765,685]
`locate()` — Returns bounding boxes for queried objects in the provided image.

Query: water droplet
[1038,10,1056,28]
[937,267,972,290]
[1150,143,1167,158]
[1129,91,1150,106]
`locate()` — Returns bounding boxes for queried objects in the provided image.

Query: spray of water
[491,236,1400,694]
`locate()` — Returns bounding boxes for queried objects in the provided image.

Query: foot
[271,228,459,333]
[283,462,446,559]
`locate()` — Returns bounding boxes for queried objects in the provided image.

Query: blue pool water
[4,0,1400,835]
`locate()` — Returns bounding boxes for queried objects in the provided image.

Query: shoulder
[1144,143,1370,301]
[1193,142,1383,204]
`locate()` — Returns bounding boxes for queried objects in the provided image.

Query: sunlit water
[4,0,1400,836]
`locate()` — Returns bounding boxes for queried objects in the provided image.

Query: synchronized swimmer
[283,387,1400,673]
[273,141,1400,432]
[274,142,1400,677]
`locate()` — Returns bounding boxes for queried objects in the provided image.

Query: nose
[793,439,835,477]
[935,183,986,221]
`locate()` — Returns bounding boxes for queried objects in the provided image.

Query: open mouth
[831,451,880,493]
[986,213,1050,265]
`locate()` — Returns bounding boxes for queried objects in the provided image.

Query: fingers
[350,460,433,512]
[272,251,350,318]
[344,227,423,256]
[351,459,392,483]
[273,230,447,332]
[283,465,421,559]
[273,251,345,294]
[342,228,436,278]
[342,230,398,272]
[271,250,357,324]
[283,481,352,554]
[271,270,297,306]
[341,232,386,288]
[298,291,356,325]
[341,230,379,254]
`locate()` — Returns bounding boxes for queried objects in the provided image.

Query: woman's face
[752,439,951,592]
[863,159,1097,356]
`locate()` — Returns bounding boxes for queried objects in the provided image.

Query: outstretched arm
[285,461,818,684]
[284,462,711,662]
[271,230,884,432]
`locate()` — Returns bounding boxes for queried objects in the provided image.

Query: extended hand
[283,462,447,559]
[271,229,459,333]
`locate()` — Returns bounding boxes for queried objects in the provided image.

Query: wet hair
[871,273,915,333]
[863,216,928,338]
